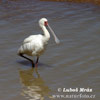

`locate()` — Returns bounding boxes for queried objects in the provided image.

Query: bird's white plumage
[18,18,59,60]
[18,18,50,57]
[18,34,48,56]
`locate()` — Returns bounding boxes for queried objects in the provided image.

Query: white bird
[18,18,60,67]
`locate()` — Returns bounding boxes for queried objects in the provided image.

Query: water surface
[0,0,100,100]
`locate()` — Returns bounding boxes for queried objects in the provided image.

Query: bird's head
[39,18,60,44]
[39,18,48,28]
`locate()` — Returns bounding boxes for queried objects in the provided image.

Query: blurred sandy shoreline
[41,0,100,5]
[0,0,100,5]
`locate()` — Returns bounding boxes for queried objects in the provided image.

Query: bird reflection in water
[19,67,51,100]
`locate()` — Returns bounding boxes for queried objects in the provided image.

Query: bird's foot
[35,63,38,67]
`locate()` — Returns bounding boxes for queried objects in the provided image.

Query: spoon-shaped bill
[48,24,60,44]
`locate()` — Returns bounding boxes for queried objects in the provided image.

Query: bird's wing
[23,34,43,44]
[23,35,36,44]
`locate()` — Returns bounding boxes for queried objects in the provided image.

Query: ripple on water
[0,0,100,100]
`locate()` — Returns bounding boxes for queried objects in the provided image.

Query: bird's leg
[35,56,39,67]
[19,54,34,67]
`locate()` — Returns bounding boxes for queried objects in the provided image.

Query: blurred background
[0,0,100,100]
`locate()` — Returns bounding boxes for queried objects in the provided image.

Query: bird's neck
[41,26,50,40]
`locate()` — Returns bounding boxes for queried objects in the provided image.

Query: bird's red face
[44,21,48,26]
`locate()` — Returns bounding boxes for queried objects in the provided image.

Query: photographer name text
[58,88,93,93]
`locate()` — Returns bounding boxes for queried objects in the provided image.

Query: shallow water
[0,0,100,100]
